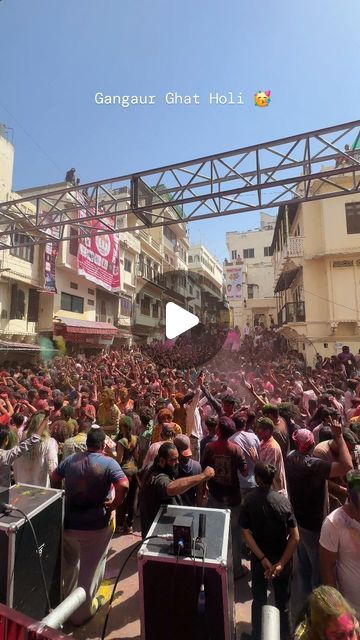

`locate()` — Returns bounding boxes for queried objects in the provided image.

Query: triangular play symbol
[165,302,199,340]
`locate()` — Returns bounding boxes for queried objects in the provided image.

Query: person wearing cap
[314,428,359,508]
[285,421,353,609]
[50,427,129,625]
[174,434,203,506]
[320,470,360,619]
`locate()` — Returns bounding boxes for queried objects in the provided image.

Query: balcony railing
[278,301,305,325]
[274,235,304,280]
[139,229,161,253]
[136,264,166,287]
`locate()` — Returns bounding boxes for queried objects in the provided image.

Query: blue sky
[1,0,360,261]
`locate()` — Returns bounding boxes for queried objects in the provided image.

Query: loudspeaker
[138,505,236,640]
[0,484,63,620]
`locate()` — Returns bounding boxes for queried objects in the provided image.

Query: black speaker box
[138,504,236,640]
[0,484,63,620]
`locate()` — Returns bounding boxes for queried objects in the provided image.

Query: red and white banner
[75,194,120,292]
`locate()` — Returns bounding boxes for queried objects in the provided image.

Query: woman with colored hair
[13,412,58,487]
[294,585,359,640]
[150,408,182,444]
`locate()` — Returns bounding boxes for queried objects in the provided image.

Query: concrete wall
[0,133,14,194]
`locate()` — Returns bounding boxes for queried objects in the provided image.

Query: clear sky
[1,0,360,261]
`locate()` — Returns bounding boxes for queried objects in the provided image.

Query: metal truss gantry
[1,120,360,249]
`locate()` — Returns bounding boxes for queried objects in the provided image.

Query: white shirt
[320,507,360,618]
[185,388,206,439]
[13,437,58,488]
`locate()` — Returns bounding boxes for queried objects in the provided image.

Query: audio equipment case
[0,484,64,621]
[138,504,236,640]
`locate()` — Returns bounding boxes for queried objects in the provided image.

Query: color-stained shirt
[202,439,247,506]
[55,451,126,530]
[259,436,287,495]
[320,507,360,618]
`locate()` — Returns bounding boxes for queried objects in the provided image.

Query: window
[231,250,237,260]
[69,227,79,256]
[10,284,26,319]
[27,289,39,322]
[152,301,159,318]
[243,248,255,259]
[88,288,95,295]
[98,300,107,321]
[70,282,78,290]
[248,284,254,299]
[140,295,151,316]
[346,203,360,234]
[189,285,193,295]
[120,296,132,317]
[333,260,353,268]
[264,246,271,257]
[196,290,200,299]
[188,256,193,263]
[124,258,132,273]
[88,299,94,305]
[60,292,84,313]
[10,234,34,263]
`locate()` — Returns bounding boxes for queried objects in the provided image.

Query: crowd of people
[0,327,360,639]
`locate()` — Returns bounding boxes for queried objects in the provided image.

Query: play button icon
[165,302,199,340]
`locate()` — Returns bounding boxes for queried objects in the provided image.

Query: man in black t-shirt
[239,462,299,640]
[285,423,353,608]
[174,434,202,506]
[139,442,214,537]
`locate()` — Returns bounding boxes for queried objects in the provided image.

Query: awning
[274,267,301,294]
[55,318,118,336]
[0,340,40,352]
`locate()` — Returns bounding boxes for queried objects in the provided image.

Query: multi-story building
[131,202,189,343]
[188,244,223,324]
[272,163,360,364]
[225,212,277,330]
[0,124,44,360]
[17,182,120,353]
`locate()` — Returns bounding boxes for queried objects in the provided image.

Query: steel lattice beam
[0,120,360,249]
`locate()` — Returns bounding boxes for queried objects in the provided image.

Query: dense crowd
[0,324,360,640]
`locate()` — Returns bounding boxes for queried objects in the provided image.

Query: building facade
[272,169,360,365]
[225,212,277,330]
[0,125,44,360]
[188,244,224,324]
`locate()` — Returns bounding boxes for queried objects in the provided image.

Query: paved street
[67,523,252,640]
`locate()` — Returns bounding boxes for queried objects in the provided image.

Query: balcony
[278,301,306,326]
[136,264,166,288]
[139,230,161,254]
[274,236,304,281]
